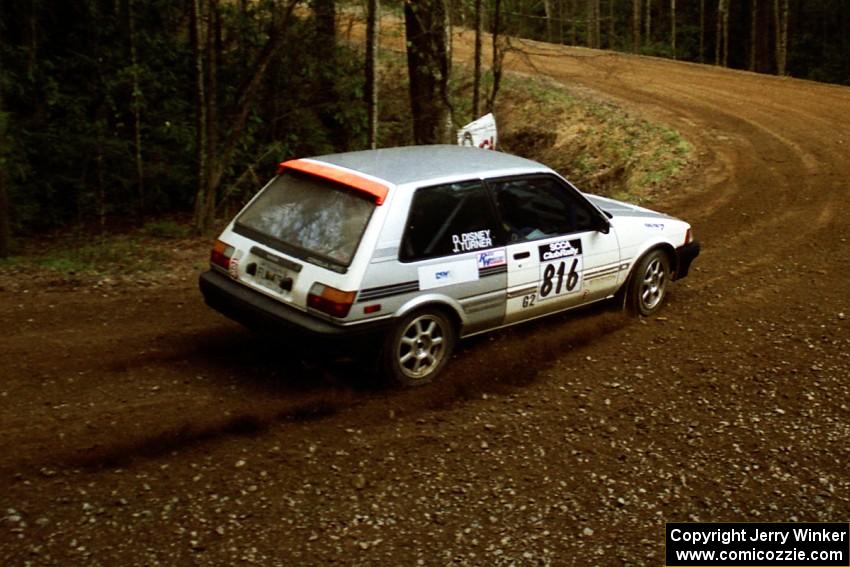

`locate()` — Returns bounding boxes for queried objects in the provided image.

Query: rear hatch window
[234,170,375,271]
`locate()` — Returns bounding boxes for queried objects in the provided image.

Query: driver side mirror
[596,215,611,234]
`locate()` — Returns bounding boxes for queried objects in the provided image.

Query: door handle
[513,251,530,260]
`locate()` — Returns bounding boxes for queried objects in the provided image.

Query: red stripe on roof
[277,159,389,205]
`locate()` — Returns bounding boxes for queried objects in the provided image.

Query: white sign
[457,113,498,151]
[418,259,480,290]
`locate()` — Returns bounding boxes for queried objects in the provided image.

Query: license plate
[255,261,287,289]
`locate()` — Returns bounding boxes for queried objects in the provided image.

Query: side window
[401,180,504,262]
[489,175,597,243]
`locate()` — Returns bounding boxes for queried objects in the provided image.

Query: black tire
[627,249,671,317]
[380,309,456,387]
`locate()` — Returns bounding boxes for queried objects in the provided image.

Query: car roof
[311,145,549,186]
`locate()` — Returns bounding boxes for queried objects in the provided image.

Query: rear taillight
[684,228,693,245]
[307,283,356,318]
[211,239,235,271]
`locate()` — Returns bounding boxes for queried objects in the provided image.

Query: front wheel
[627,249,671,316]
[381,309,456,387]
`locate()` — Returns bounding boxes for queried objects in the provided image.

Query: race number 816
[540,258,582,298]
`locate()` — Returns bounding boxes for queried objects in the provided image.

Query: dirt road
[2,36,850,565]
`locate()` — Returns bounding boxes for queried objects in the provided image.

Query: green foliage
[0,235,161,275]
[142,219,191,239]
[0,0,370,236]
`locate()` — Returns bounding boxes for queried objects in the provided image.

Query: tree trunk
[96,122,106,231]
[558,0,564,44]
[607,0,614,49]
[645,0,651,47]
[670,0,676,58]
[632,0,641,52]
[192,0,299,233]
[594,0,601,48]
[404,0,453,145]
[487,0,504,114]
[722,0,729,67]
[571,0,578,45]
[190,0,209,232]
[715,0,723,65]
[199,0,220,233]
[127,0,144,213]
[586,0,599,48]
[699,0,705,62]
[543,0,554,42]
[748,0,757,70]
[774,0,789,75]
[0,90,10,258]
[366,0,380,148]
[472,0,482,117]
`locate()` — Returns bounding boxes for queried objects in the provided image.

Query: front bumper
[673,241,700,280]
[199,270,389,342]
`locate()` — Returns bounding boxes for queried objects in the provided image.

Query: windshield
[235,171,375,267]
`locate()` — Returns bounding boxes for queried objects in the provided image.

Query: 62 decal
[537,239,583,299]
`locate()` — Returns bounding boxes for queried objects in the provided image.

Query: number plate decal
[255,261,287,290]
[537,238,583,300]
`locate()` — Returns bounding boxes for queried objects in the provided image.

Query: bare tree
[749,0,758,71]
[127,0,144,213]
[404,0,453,144]
[722,0,729,67]
[543,0,554,42]
[632,0,641,52]
[366,0,380,148]
[0,12,12,257]
[699,0,705,62]
[192,0,300,233]
[571,0,578,45]
[487,0,505,114]
[670,0,676,58]
[594,0,601,48]
[715,0,728,66]
[774,0,789,75]
[0,89,9,258]
[190,0,209,231]
[586,0,600,48]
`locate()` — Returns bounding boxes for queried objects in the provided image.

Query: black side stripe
[357,280,419,302]
[478,265,507,277]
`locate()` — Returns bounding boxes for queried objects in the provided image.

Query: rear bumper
[199,270,389,342]
[673,241,700,280]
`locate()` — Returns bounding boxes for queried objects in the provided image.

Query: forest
[0,0,847,258]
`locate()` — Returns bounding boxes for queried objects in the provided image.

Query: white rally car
[200,146,699,386]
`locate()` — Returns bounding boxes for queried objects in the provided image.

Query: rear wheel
[381,309,456,387]
[627,249,670,316]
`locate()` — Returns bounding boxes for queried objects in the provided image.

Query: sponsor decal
[538,238,583,262]
[645,222,665,230]
[476,248,507,269]
[418,259,479,290]
[228,250,243,279]
[457,113,498,151]
[452,229,493,253]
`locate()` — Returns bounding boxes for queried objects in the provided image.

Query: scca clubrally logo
[538,238,582,262]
